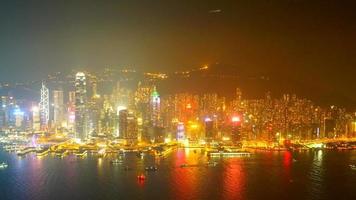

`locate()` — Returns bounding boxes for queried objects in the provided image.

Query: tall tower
[31,105,40,131]
[150,86,161,127]
[75,72,88,140]
[53,89,64,127]
[39,82,49,130]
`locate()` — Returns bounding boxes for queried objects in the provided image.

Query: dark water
[0,149,355,200]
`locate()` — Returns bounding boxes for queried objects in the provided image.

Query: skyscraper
[118,109,128,139]
[31,105,40,131]
[75,72,88,140]
[53,89,64,127]
[39,82,49,130]
[205,117,214,141]
[150,86,161,127]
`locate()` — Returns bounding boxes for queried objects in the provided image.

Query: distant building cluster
[0,70,355,145]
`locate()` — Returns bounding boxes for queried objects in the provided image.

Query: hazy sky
[0,0,356,105]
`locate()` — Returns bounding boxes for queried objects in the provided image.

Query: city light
[204,117,212,122]
[231,116,241,123]
[31,106,39,112]
[117,105,127,115]
[0,2,354,199]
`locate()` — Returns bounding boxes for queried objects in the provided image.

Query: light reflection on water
[0,149,355,200]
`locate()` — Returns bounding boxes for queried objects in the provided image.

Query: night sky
[0,0,356,107]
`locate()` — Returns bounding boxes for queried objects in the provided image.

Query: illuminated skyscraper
[39,82,49,129]
[53,89,64,127]
[75,72,88,140]
[31,105,40,131]
[231,115,242,144]
[118,109,138,140]
[177,122,185,142]
[67,91,76,130]
[150,86,161,127]
[205,117,214,141]
[14,108,24,129]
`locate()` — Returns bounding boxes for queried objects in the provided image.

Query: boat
[180,163,188,168]
[145,166,158,171]
[137,174,146,181]
[350,164,356,170]
[179,163,199,168]
[136,151,144,157]
[118,151,125,156]
[206,161,218,167]
[110,159,123,165]
[208,150,251,158]
[0,162,8,169]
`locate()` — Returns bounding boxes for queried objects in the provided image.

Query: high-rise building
[53,89,64,127]
[0,96,9,129]
[231,115,242,143]
[205,117,214,141]
[39,82,49,129]
[177,122,185,142]
[150,86,161,127]
[31,105,40,131]
[127,111,138,140]
[118,109,128,138]
[67,91,76,130]
[14,108,24,129]
[75,72,88,140]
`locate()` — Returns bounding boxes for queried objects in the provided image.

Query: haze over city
[1,0,356,108]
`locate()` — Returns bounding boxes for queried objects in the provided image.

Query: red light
[231,116,241,123]
[137,174,146,180]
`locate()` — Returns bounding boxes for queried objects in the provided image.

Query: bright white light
[32,106,39,112]
[231,116,241,122]
[205,117,212,122]
[117,106,127,115]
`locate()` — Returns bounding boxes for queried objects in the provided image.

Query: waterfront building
[31,105,40,131]
[53,89,64,127]
[150,86,161,127]
[75,72,88,140]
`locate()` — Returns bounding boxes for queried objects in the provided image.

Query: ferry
[0,162,8,169]
[137,174,146,181]
[350,164,356,170]
[145,166,158,171]
[136,151,144,158]
[180,163,199,168]
[206,161,218,167]
[110,159,123,165]
[208,150,251,158]
[180,163,188,168]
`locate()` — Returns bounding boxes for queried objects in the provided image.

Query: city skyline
[1,70,355,142]
[0,1,356,200]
